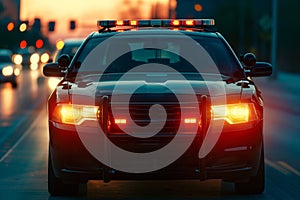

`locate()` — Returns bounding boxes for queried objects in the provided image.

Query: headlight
[52,104,99,125]
[2,66,14,76]
[13,54,23,65]
[41,53,50,63]
[30,63,39,70]
[30,53,40,64]
[211,103,257,124]
[14,68,21,76]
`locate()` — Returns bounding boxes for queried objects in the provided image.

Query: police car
[43,19,272,196]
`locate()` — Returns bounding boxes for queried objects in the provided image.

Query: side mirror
[58,54,71,70]
[246,62,272,77]
[241,53,256,69]
[43,62,65,77]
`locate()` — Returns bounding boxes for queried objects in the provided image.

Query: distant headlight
[211,103,257,124]
[41,53,50,63]
[13,54,23,65]
[30,53,40,64]
[14,68,21,76]
[30,63,39,71]
[2,66,14,76]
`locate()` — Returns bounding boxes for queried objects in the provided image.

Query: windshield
[71,34,241,78]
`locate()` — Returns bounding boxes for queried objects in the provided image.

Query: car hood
[65,78,256,104]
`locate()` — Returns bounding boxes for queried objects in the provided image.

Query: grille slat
[109,103,199,134]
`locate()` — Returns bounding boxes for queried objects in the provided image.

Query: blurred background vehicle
[13,47,51,71]
[13,47,32,67]
[0,49,21,88]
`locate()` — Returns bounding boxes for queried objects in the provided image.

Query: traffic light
[56,40,64,50]
[20,40,27,49]
[32,18,41,32]
[70,20,76,30]
[36,39,44,49]
[48,21,56,32]
[7,22,15,31]
[19,20,29,32]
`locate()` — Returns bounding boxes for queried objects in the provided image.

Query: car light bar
[97,19,215,29]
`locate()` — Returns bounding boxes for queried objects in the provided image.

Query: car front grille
[108,102,201,135]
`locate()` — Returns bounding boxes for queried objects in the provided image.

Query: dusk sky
[20,0,170,42]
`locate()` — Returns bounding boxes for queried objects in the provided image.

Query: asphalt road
[0,70,299,199]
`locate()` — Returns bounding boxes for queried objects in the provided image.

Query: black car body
[43,19,272,196]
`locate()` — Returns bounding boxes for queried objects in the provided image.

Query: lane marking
[277,161,300,177]
[265,159,290,175]
[0,109,43,163]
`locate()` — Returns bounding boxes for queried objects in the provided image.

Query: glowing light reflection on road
[0,85,14,123]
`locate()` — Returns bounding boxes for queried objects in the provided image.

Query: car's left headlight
[211,103,258,124]
[2,66,14,76]
[52,104,99,125]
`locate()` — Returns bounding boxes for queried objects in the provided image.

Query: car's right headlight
[52,104,99,125]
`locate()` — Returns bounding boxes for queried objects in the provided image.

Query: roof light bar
[97,20,117,28]
[171,20,181,26]
[194,19,215,26]
[116,20,124,26]
[97,19,215,29]
[184,20,195,26]
[130,20,138,26]
[137,20,150,26]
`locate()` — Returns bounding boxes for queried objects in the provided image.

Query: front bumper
[49,120,263,183]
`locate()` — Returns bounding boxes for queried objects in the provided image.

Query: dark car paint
[47,29,266,185]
